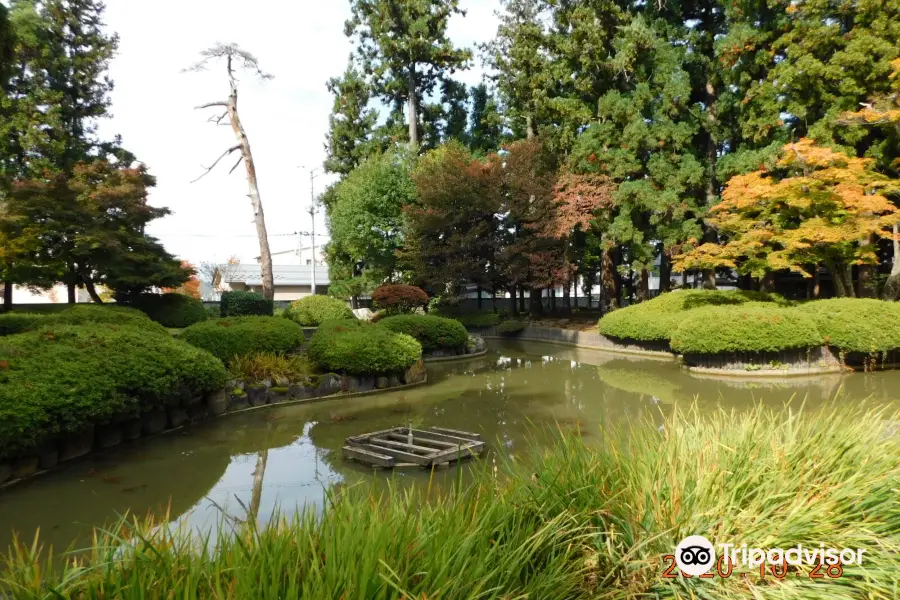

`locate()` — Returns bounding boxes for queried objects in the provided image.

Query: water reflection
[1,340,898,554]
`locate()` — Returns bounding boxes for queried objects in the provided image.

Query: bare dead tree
[186,43,276,300]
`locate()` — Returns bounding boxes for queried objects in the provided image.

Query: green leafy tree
[323,60,379,176]
[344,0,471,146]
[468,83,504,155]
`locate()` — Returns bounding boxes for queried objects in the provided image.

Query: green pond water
[1,340,898,554]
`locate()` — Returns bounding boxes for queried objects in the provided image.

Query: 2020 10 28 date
[661,554,845,580]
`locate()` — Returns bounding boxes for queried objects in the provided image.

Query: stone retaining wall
[469,325,673,359]
[0,359,428,489]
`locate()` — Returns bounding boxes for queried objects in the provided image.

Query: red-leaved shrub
[371,284,429,315]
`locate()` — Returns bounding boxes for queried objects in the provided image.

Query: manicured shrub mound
[307,319,421,375]
[0,303,166,336]
[440,311,502,327]
[220,290,273,317]
[130,293,208,328]
[795,298,900,354]
[670,305,823,354]
[371,284,429,315]
[285,295,354,326]
[497,320,526,335]
[598,289,789,342]
[180,316,305,362]
[378,314,469,352]
[0,324,227,460]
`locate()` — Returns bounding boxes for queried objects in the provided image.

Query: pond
[1,340,898,554]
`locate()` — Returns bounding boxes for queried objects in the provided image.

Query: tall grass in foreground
[2,403,898,599]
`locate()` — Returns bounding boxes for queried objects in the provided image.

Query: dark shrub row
[179,317,305,362]
[284,295,353,326]
[0,324,227,461]
[221,290,273,317]
[307,320,421,375]
[0,304,167,336]
[378,314,468,352]
[129,293,207,328]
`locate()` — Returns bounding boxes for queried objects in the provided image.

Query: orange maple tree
[673,139,900,296]
[166,261,200,298]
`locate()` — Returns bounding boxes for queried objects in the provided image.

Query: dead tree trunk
[248,449,268,524]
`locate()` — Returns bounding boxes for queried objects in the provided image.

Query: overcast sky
[91,0,501,267]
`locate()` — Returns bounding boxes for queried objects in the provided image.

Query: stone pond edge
[469,325,858,378]
[422,348,488,363]
[0,363,429,491]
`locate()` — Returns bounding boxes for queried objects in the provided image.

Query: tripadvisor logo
[675,535,716,576]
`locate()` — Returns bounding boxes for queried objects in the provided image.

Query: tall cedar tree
[324,60,379,176]
[344,0,471,147]
[468,83,504,154]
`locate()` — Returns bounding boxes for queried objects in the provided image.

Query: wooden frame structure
[344,427,485,468]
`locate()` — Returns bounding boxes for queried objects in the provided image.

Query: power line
[152,231,329,238]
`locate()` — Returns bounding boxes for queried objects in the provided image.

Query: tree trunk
[828,262,856,297]
[509,286,518,316]
[518,286,525,313]
[529,288,542,317]
[681,271,688,289]
[659,249,671,293]
[248,449,268,525]
[600,247,618,313]
[2,281,11,312]
[562,281,571,314]
[857,235,875,297]
[761,271,776,292]
[407,67,418,146]
[637,268,650,302]
[525,114,535,139]
[883,224,900,300]
[83,278,103,303]
[572,277,577,309]
[549,287,556,312]
[227,89,275,301]
[350,296,358,309]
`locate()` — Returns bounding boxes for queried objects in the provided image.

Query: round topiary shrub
[179,316,305,362]
[794,298,900,354]
[497,320,526,335]
[130,293,208,328]
[669,305,823,355]
[0,304,167,336]
[371,284,429,315]
[378,314,468,352]
[0,323,227,461]
[285,295,354,326]
[307,319,421,375]
[598,289,790,343]
[220,290,274,317]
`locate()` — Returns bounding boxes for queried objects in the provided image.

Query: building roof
[220,264,330,286]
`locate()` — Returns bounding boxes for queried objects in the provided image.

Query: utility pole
[303,166,320,295]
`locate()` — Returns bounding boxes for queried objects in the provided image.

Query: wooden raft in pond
[343,427,485,468]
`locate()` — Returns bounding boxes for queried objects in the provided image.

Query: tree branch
[195,101,228,110]
[228,155,244,174]
[191,145,241,183]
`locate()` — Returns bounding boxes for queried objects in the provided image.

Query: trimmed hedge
[130,293,208,328]
[0,324,227,460]
[439,311,502,328]
[285,295,354,326]
[598,290,790,343]
[670,306,823,354]
[307,319,421,375]
[371,284,429,315]
[0,304,167,336]
[221,290,273,317]
[795,298,900,354]
[179,317,305,362]
[378,314,468,352]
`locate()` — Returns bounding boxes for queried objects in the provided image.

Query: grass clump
[670,305,822,354]
[220,290,273,317]
[0,324,227,461]
[180,316,305,362]
[377,314,468,352]
[284,295,353,326]
[795,297,900,354]
[228,352,314,385]
[2,403,897,598]
[128,293,207,328]
[307,319,421,375]
[598,289,789,343]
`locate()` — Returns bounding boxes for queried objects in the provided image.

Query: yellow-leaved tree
[674,139,900,297]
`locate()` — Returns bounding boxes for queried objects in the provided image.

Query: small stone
[228,389,250,411]
[206,389,228,416]
[122,419,142,441]
[388,375,402,388]
[186,401,208,422]
[289,383,315,400]
[167,407,189,429]
[59,427,95,462]
[314,374,342,397]
[269,387,291,404]
[402,360,427,385]
[0,463,11,484]
[246,385,269,407]
[96,424,122,449]
[344,375,375,393]
[226,379,246,391]
[11,456,39,479]
[376,376,390,389]
[38,445,59,470]
[141,410,167,436]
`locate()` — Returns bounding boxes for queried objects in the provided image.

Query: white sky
[92,0,501,267]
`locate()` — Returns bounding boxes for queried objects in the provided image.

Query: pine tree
[344,0,471,147]
[468,83,503,154]
[323,60,378,176]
